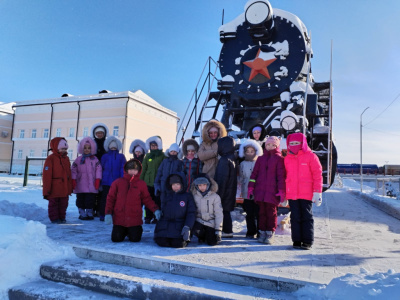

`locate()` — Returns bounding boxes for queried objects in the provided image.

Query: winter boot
[301,243,312,250]
[78,208,89,220]
[264,231,275,245]
[86,209,94,220]
[258,231,267,243]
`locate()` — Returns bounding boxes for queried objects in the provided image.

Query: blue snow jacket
[101,150,127,186]
[154,154,184,194]
[154,172,196,239]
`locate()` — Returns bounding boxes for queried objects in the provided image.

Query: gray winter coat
[191,176,223,231]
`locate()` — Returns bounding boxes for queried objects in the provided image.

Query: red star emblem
[243,49,277,82]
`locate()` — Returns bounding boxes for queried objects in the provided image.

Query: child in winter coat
[100,136,126,221]
[154,143,184,205]
[191,174,223,246]
[238,139,263,238]
[248,136,285,244]
[214,136,237,238]
[248,123,268,148]
[285,132,322,250]
[182,139,202,192]
[141,136,166,224]
[129,139,147,163]
[71,137,102,221]
[105,159,162,243]
[42,137,73,223]
[154,173,196,248]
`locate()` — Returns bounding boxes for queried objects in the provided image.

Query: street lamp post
[360,107,369,193]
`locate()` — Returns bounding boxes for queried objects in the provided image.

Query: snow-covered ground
[1,174,400,299]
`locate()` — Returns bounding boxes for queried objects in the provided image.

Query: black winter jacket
[154,172,196,239]
[214,136,237,212]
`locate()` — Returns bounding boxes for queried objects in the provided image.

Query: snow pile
[0,215,75,298]
[295,268,400,300]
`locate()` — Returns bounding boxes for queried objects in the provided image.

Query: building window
[113,126,119,136]
[69,128,75,137]
[68,149,73,160]
[31,129,37,138]
[83,127,88,137]
[17,150,23,159]
[43,129,49,138]
[56,128,61,137]
[19,130,25,138]
[42,150,47,157]
[29,150,35,157]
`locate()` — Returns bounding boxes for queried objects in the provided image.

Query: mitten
[312,192,322,207]
[154,209,162,221]
[104,214,112,225]
[275,190,286,203]
[154,186,161,197]
[95,179,101,190]
[215,230,222,244]
[247,187,254,199]
[181,226,191,241]
[72,179,77,190]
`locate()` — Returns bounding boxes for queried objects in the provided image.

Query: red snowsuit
[105,160,159,227]
[42,137,73,222]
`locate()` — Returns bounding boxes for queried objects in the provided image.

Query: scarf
[148,149,163,159]
[80,154,94,164]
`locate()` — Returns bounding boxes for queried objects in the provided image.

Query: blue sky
[1,0,400,166]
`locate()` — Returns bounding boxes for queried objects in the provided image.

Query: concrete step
[73,246,318,293]
[39,258,295,300]
[8,279,128,300]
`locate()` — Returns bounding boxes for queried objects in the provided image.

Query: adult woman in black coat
[214,136,237,238]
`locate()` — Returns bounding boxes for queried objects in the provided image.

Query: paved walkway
[46,187,400,287]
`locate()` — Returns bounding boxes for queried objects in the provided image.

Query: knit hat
[186,145,196,151]
[94,126,105,134]
[149,141,158,146]
[57,139,68,150]
[124,159,141,172]
[252,126,262,133]
[134,146,144,154]
[266,136,280,148]
[108,140,118,150]
[169,175,182,185]
[194,177,210,186]
[168,143,180,154]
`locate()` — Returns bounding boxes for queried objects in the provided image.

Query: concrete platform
[43,188,400,295]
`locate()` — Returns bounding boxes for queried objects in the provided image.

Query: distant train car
[337,164,379,174]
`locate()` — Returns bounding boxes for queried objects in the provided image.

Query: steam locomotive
[188,0,337,189]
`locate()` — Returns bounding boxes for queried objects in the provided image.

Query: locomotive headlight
[245,1,271,25]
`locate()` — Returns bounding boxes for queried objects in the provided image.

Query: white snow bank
[0,216,75,298]
[295,268,400,300]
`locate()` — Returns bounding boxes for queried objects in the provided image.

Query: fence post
[23,156,29,187]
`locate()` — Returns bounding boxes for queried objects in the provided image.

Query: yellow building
[10,90,178,174]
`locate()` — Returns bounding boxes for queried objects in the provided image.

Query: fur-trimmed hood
[104,136,123,151]
[238,139,263,158]
[190,174,218,194]
[146,136,163,151]
[247,123,267,141]
[129,139,147,154]
[77,137,97,155]
[164,143,183,159]
[182,139,199,157]
[201,119,227,144]
[90,123,109,138]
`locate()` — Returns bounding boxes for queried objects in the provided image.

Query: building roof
[12,90,177,118]
[0,102,15,114]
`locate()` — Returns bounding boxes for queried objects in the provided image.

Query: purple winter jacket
[71,137,102,193]
[249,148,286,205]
